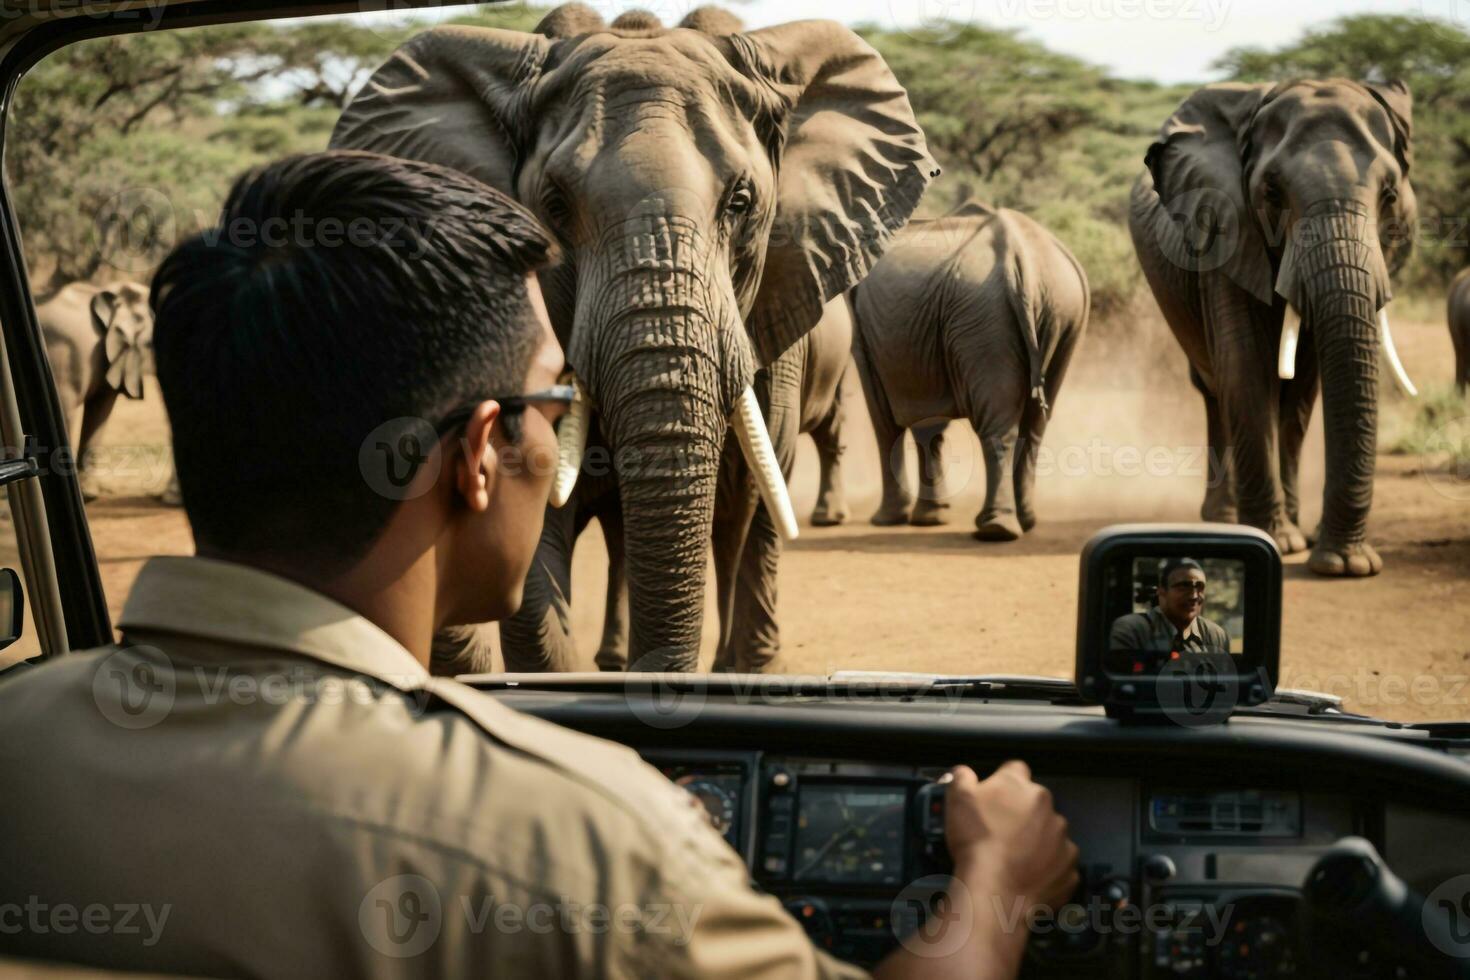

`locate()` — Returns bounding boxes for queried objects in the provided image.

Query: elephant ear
[1142,81,1275,307]
[94,288,147,400]
[330,26,551,196]
[731,21,938,366]
[89,289,117,339]
[1365,78,1413,176]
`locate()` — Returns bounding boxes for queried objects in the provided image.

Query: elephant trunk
[577,252,753,671]
[1297,213,1384,548]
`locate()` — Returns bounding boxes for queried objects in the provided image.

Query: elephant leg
[593,496,629,672]
[1193,366,1237,524]
[853,327,913,525]
[496,496,587,673]
[711,436,758,673]
[1278,332,1320,548]
[1206,280,1301,554]
[75,389,118,501]
[723,352,802,673]
[1014,317,1080,533]
[909,420,951,526]
[973,416,1024,542]
[808,369,850,528]
[1013,400,1046,533]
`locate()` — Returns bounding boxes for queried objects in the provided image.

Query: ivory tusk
[1278,310,1301,381]
[549,381,590,508]
[1378,308,1418,398]
[731,387,800,542]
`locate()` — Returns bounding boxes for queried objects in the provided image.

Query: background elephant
[335,5,935,671]
[1129,80,1418,577]
[849,202,1089,540]
[1450,268,1469,394]
[38,281,180,504]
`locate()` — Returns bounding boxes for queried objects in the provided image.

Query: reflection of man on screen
[1110,558,1230,655]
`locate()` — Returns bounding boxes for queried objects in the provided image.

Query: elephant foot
[810,494,849,527]
[1266,518,1310,556]
[909,499,951,527]
[1200,495,1238,524]
[1307,538,1382,577]
[974,510,1023,542]
[158,484,183,507]
[870,499,913,526]
[594,648,628,672]
[1018,508,1037,533]
[78,476,101,503]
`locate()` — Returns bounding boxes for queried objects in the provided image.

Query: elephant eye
[724,182,754,219]
[1381,183,1400,208]
[541,183,573,231]
[1262,174,1285,209]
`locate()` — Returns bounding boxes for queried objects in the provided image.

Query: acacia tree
[6,20,405,296]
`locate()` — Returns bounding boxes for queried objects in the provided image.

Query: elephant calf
[850,202,1089,540]
[38,281,179,504]
[1451,268,1470,395]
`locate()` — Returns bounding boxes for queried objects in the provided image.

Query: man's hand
[944,761,1079,912]
[873,761,1078,980]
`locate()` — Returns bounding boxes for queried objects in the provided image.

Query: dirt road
[29,307,1470,722]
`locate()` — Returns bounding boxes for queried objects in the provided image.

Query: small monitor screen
[793,784,906,885]
[1103,556,1246,676]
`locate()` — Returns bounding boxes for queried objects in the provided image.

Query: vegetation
[1385,384,1470,459]
[6,7,1467,318]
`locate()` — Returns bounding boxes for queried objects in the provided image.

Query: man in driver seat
[0,151,1077,978]
[1110,558,1230,656]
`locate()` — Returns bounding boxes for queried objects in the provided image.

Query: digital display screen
[793,784,906,885]
[1103,556,1247,676]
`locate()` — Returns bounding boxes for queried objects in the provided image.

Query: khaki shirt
[1108,606,1230,655]
[0,557,866,979]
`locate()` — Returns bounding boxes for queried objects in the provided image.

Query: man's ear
[454,401,500,513]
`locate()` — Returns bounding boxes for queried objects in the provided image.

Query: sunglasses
[1166,581,1207,595]
[433,384,577,438]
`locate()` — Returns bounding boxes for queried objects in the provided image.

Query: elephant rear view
[1450,268,1470,394]
[850,202,1089,540]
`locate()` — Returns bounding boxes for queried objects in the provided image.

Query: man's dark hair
[151,150,558,569]
[1158,557,1205,589]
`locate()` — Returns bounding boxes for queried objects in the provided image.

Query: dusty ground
[16,305,1469,722]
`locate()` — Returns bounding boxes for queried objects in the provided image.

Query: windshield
[5,1,1467,723]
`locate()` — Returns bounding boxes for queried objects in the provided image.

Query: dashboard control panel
[642,751,1399,977]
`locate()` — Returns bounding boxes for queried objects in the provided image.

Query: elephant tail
[998,210,1052,419]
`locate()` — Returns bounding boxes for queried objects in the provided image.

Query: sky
[357,0,1457,83]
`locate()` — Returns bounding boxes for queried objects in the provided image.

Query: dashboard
[652,751,1347,976]
[482,684,1470,979]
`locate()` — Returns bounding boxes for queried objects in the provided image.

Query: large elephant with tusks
[1129,80,1419,577]
[332,5,936,670]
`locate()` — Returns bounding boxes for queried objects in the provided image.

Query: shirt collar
[117,556,429,689]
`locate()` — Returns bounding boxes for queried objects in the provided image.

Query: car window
[5,3,1468,721]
